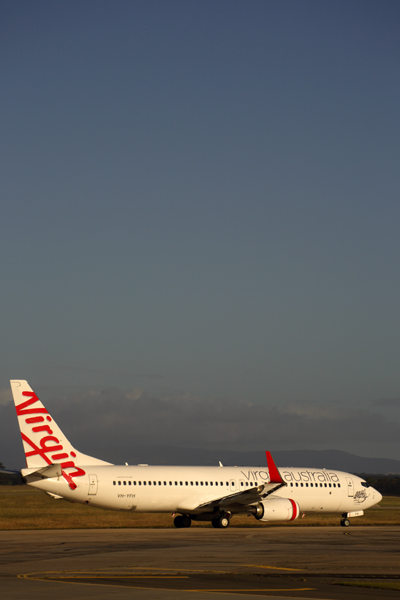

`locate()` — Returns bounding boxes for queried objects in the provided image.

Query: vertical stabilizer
[10,380,111,488]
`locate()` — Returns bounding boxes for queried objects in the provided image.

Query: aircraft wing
[179,451,286,513]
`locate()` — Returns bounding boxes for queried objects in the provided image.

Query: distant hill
[109,446,400,474]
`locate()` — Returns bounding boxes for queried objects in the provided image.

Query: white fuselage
[29,464,381,516]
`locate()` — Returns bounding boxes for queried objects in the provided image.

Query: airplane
[7,380,382,529]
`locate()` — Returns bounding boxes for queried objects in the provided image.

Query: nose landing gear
[340,510,364,527]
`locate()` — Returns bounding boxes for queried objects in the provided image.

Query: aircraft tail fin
[10,380,111,473]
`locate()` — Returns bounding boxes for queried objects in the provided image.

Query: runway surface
[1,527,399,599]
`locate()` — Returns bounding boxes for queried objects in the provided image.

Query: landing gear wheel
[181,516,191,528]
[174,515,184,528]
[174,515,191,528]
[219,516,230,528]
[212,515,230,529]
[340,518,350,527]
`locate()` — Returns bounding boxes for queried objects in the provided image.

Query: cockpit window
[361,482,369,488]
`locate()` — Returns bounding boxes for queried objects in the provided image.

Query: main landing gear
[174,515,191,528]
[211,515,230,529]
[173,512,231,528]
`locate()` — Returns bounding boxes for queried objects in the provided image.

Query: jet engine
[250,498,300,522]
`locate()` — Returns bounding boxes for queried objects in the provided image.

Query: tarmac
[1,526,399,599]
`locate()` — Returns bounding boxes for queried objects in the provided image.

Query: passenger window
[123,481,126,485]
[164,482,166,486]
[128,481,131,485]
[290,483,293,487]
[175,482,177,486]
[169,482,172,486]
[139,481,141,486]
[190,482,193,486]
[338,483,341,488]
[205,482,208,486]
[133,481,136,485]
[295,483,298,487]
[185,482,188,486]
[310,483,313,487]
[113,481,116,486]
[201,482,203,486]
[196,482,198,486]
[300,483,303,487]
[148,481,151,485]
[144,481,146,486]
[329,483,331,488]
[305,483,308,487]
[333,483,336,487]
[324,483,327,487]
[118,481,121,486]
[245,482,248,487]
[210,482,213,486]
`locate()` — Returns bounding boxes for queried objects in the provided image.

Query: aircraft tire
[340,518,350,527]
[182,516,191,528]
[212,515,230,529]
[219,516,230,528]
[174,515,184,528]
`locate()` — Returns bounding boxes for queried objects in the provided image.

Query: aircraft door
[346,477,354,497]
[230,479,236,491]
[88,474,98,495]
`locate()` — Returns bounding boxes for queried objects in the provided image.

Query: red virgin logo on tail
[17,391,85,490]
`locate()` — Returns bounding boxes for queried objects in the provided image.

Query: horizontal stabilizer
[45,492,64,499]
[0,468,21,476]
[21,464,62,479]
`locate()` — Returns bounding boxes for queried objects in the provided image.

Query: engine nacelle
[253,498,300,522]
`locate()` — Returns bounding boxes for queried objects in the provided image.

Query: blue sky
[1,1,400,467]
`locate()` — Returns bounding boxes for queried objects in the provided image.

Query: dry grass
[0,486,399,530]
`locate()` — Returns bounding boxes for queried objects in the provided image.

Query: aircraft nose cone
[375,489,382,504]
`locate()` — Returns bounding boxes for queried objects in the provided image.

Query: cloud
[32,388,400,455]
[371,397,400,408]
[0,387,12,406]
[1,385,399,468]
